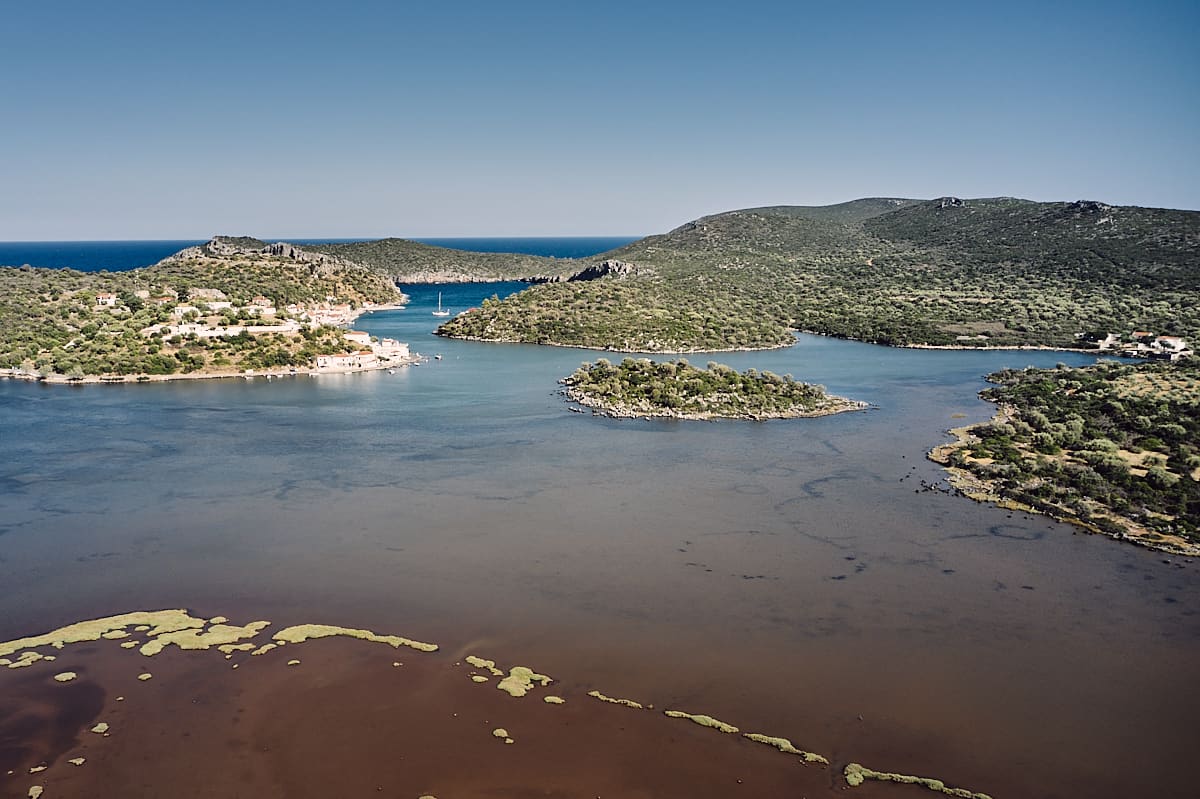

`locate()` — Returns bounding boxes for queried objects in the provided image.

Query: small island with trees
[929,358,1200,555]
[561,357,866,420]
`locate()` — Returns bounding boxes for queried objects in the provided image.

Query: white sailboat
[431,292,451,317]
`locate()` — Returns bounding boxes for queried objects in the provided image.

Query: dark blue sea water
[0,237,637,271]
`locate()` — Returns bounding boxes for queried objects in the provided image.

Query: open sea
[1,261,1197,797]
[0,237,638,271]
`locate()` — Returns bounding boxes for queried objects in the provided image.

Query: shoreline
[561,385,869,421]
[927,409,1200,557]
[1,302,416,386]
[439,327,1105,356]
[0,354,424,385]
[434,331,796,354]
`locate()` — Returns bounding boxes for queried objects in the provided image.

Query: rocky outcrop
[527,259,644,284]
[567,259,639,281]
[1066,200,1113,214]
[204,236,266,256]
[157,237,360,272]
[937,197,966,209]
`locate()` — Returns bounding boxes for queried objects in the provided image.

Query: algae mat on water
[1,609,993,798]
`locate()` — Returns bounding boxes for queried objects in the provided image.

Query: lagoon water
[2,281,1198,798]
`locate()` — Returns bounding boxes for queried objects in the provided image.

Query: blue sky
[2,0,1197,238]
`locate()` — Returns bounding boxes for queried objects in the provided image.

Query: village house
[1104,330,1194,362]
[343,330,373,347]
[95,292,117,307]
[316,350,378,370]
[375,338,410,358]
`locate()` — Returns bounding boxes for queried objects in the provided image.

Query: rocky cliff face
[527,259,644,284]
[158,237,361,274]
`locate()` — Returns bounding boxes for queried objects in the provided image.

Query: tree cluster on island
[561,357,864,420]
[438,197,1200,352]
[930,358,1200,554]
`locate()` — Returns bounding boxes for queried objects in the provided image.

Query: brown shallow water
[1,329,1197,798]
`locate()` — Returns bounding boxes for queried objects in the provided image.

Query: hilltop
[437,197,1200,352]
[303,238,575,283]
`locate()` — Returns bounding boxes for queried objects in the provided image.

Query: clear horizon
[4,1,1197,239]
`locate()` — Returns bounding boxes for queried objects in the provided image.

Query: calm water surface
[1,282,1197,798]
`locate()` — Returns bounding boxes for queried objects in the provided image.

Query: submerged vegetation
[561,357,864,420]
[440,197,1200,351]
[930,358,1200,554]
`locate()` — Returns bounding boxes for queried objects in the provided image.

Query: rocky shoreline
[1,353,423,385]
[928,410,1199,557]
[1,302,418,386]
[434,331,795,355]
[440,326,1101,356]
[561,385,868,421]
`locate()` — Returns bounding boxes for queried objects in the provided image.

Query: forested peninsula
[929,359,1200,555]
[437,197,1200,353]
[0,237,410,381]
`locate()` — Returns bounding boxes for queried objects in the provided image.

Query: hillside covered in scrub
[930,358,1200,555]
[303,238,572,283]
[0,237,405,379]
[437,197,1200,352]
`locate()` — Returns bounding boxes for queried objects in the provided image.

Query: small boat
[431,292,451,317]
[388,369,396,374]
[434,354,443,360]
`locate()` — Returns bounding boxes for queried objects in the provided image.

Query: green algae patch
[218,643,256,654]
[492,728,514,743]
[6,652,44,669]
[743,732,828,764]
[843,763,993,799]
[0,610,208,660]
[53,671,77,682]
[465,655,504,676]
[28,787,43,799]
[137,673,152,681]
[587,690,646,710]
[91,722,109,734]
[664,710,739,734]
[68,757,86,766]
[470,675,489,683]
[287,659,301,666]
[120,641,138,649]
[251,643,278,656]
[139,620,271,656]
[272,624,438,653]
[497,666,552,698]
[543,695,566,704]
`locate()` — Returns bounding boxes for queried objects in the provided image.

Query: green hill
[0,238,405,379]
[438,197,1200,351]
[303,238,575,283]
